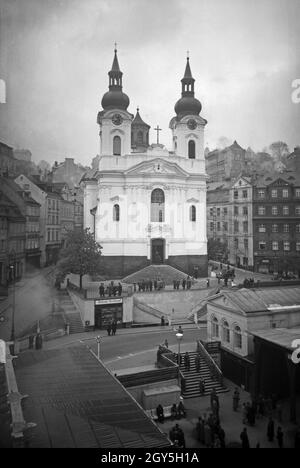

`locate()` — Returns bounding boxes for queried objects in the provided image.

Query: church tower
[131,107,150,152]
[97,47,133,156]
[169,56,207,160]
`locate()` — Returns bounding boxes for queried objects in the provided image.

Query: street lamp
[96,335,101,359]
[176,329,183,385]
[9,249,16,351]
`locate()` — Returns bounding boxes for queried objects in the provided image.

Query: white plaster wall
[207,304,248,356]
[83,181,98,232]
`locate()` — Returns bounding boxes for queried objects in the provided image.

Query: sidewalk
[155,380,299,448]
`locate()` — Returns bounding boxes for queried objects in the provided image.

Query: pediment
[207,295,244,315]
[124,159,189,178]
[187,197,199,203]
[268,178,290,188]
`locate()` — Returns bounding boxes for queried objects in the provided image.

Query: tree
[56,228,102,289]
[207,238,229,263]
[269,141,289,162]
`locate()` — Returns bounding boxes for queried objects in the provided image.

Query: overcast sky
[0,0,299,166]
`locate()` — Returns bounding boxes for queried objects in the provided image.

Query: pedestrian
[194,352,201,373]
[106,323,111,336]
[267,417,275,442]
[199,378,205,396]
[164,339,168,348]
[277,427,283,448]
[184,352,190,371]
[204,422,212,448]
[173,279,176,290]
[242,403,248,424]
[177,400,186,418]
[233,388,240,411]
[171,403,177,420]
[117,282,122,296]
[206,279,210,288]
[28,334,34,349]
[161,316,165,326]
[156,404,164,423]
[99,282,105,297]
[182,278,186,290]
[111,320,117,336]
[240,427,250,449]
[149,280,153,292]
[196,417,204,443]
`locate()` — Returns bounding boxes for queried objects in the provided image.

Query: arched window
[234,325,242,348]
[151,189,165,222]
[113,204,120,221]
[113,135,121,155]
[212,316,219,338]
[137,131,143,145]
[188,140,195,159]
[190,205,196,222]
[222,320,230,343]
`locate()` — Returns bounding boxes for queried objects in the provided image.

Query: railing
[196,339,223,386]
[4,343,36,446]
[133,297,163,319]
[157,345,186,394]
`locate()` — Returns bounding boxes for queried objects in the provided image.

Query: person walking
[182,278,186,290]
[267,417,275,442]
[233,388,240,411]
[106,323,112,336]
[184,352,190,371]
[161,315,165,326]
[164,339,169,348]
[194,353,201,373]
[240,427,250,448]
[111,320,117,336]
[156,404,164,423]
[199,378,205,396]
[99,282,105,297]
[117,282,122,296]
[277,427,283,448]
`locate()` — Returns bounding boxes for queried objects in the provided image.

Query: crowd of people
[99,281,122,297]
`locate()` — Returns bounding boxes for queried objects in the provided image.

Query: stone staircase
[57,290,85,334]
[123,264,189,285]
[178,351,228,399]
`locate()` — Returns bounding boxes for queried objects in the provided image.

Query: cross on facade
[154,125,162,144]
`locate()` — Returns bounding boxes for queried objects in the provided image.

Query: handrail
[133,297,163,318]
[4,343,36,446]
[196,339,223,386]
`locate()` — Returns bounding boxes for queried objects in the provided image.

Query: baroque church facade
[83,48,208,278]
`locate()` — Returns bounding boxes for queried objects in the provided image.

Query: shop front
[94,298,124,329]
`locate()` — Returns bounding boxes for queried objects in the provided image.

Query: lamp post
[176,330,183,387]
[9,249,16,351]
[96,335,101,359]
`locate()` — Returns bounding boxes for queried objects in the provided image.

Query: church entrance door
[151,239,165,264]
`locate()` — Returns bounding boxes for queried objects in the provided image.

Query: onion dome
[174,56,202,118]
[101,47,130,111]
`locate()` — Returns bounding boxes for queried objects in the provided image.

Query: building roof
[218,287,300,314]
[251,327,300,352]
[14,345,170,448]
[253,172,300,188]
[132,108,150,128]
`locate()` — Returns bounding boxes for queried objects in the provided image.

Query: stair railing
[157,345,186,394]
[196,339,223,386]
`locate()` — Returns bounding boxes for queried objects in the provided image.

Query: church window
[212,316,219,338]
[113,136,121,155]
[151,189,165,222]
[188,140,195,159]
[113,204,120,222]
[190,205,196,222]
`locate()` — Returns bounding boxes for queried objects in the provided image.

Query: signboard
[95,298,123,305]
[0,340,6,363]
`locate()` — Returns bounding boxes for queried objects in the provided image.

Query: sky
[0,0,299,166]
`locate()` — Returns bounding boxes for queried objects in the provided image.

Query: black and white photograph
[0,0,300,451]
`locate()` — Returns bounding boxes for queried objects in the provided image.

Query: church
[83,48,208,278]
